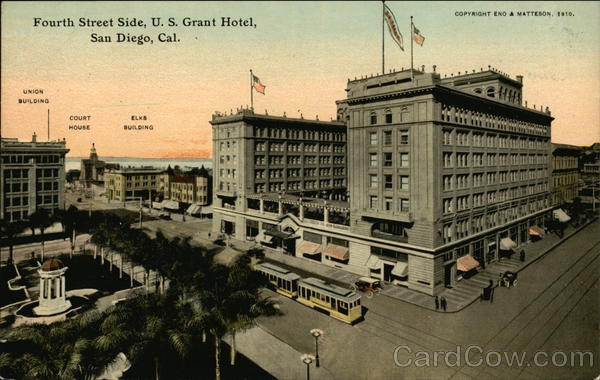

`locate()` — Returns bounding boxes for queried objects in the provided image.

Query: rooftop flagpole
[250,69,254,111]
[382,0,385,74]
[410,16,414,81]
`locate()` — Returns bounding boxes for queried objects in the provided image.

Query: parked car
[499,271,518,287]
[352,277,383,298]
[76,197,82,202]
[158,213,171,220]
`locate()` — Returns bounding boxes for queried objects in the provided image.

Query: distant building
[164,175,210,206]
[105,167,163,202]
[550,143,583,206]
[580,143,600,207]
[79,143,119,185]
[1,133,69,221]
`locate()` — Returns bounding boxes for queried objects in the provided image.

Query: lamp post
[310,328,323,367]
[300,354,315,380]
[124,196,143,228]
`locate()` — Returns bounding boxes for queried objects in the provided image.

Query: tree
[65,169,81,184]
[56,206,81,258]
[0,219,27,263]
[27,209,54,261]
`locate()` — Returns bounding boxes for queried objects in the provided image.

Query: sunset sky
[2,1,599,158]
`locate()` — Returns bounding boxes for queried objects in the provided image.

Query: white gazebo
[34,259,72,316]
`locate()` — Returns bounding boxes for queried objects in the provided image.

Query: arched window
[486,87,495,98]
[370,112,377,125]
[474,88,482,94]
[385,109,392,124]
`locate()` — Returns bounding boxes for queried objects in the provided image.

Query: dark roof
[41,259,65,271]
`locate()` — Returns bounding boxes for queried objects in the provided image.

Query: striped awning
[323,244,349,261]
[500,237,517,251]
[298,241,322,255]
[457,255,480,272]
[366,255,382,270]
[391,261,408,277]
[528,225,544,236]
[553,208,571,223]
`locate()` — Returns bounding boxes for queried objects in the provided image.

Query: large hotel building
[211,68,553,295]
[1,134,69,222]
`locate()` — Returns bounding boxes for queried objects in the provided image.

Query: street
[248,220,599,380]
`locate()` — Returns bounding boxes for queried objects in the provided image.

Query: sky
[1,1,599,158]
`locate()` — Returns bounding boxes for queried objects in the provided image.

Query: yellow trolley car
[255,262,301,298]
[297,277,362,324]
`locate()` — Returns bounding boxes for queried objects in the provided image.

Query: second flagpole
[410,16,414,81]
[250,69,254,110]
[382,0,385,74]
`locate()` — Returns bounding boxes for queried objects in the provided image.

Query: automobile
[499,271,518,287]
[351,277,383,298]
[76,197,82,202]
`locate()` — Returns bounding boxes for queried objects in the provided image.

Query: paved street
[239,220,600,380]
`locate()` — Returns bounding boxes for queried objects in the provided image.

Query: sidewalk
[439,218,597,312]
[224,326,335,380]
[248,218,597,313]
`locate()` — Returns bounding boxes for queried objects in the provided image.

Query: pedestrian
[489,280,494,303]
[434,296,439,310]
[31,251,35,260]
[440,296,447,311]
[519,249,526,262]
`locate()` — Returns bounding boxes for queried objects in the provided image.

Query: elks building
[1,134,69,221]
[211,67,553,296]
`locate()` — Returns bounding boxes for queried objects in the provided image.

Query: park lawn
[0,265,28,308]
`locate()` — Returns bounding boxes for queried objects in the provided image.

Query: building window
[384,175,393,189]
[399,131,409,145]
[370,112,377,125]
[369,153,378,167]
[399,153,409,167]
[383,152,393,167]
[369,196,378,209]
[400,198,410,212]
[486,87,495,98]
[399,176,409,190]
[369,132,378,145]
[385,111,392,124]
[383,131,392,145]
[384,197,393,211]
[369,175,378,188]
[443,198,453,213]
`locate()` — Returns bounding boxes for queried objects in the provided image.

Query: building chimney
[516,75,523,83]
[32,132,37,143]
[433,65,437,72]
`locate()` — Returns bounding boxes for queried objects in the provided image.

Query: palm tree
[224,255,279,365]
[0,219,27,263]
[28,209,54,261]
[61,206,81,258]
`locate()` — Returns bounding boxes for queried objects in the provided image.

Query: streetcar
[297,277,362,324]
[255,262,301,298]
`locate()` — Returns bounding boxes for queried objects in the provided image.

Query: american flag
[383,5,404,51]
[413,25,425,46]
[253,74,266,94]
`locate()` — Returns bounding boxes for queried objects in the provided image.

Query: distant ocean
[66,157,212,172]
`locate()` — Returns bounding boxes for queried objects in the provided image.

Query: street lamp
[301,354,315,380]
[124,196,143,228]
[310,328,323,367]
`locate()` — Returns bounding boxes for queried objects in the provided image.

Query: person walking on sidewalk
[440,296,447,311]
[435,296,440,310]
[520,249,526,262]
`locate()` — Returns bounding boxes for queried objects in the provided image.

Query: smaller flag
[413,25,425,46]
[383,5,404,51]
[253,74,266,94]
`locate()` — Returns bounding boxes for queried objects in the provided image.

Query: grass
[0,265,28,308]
